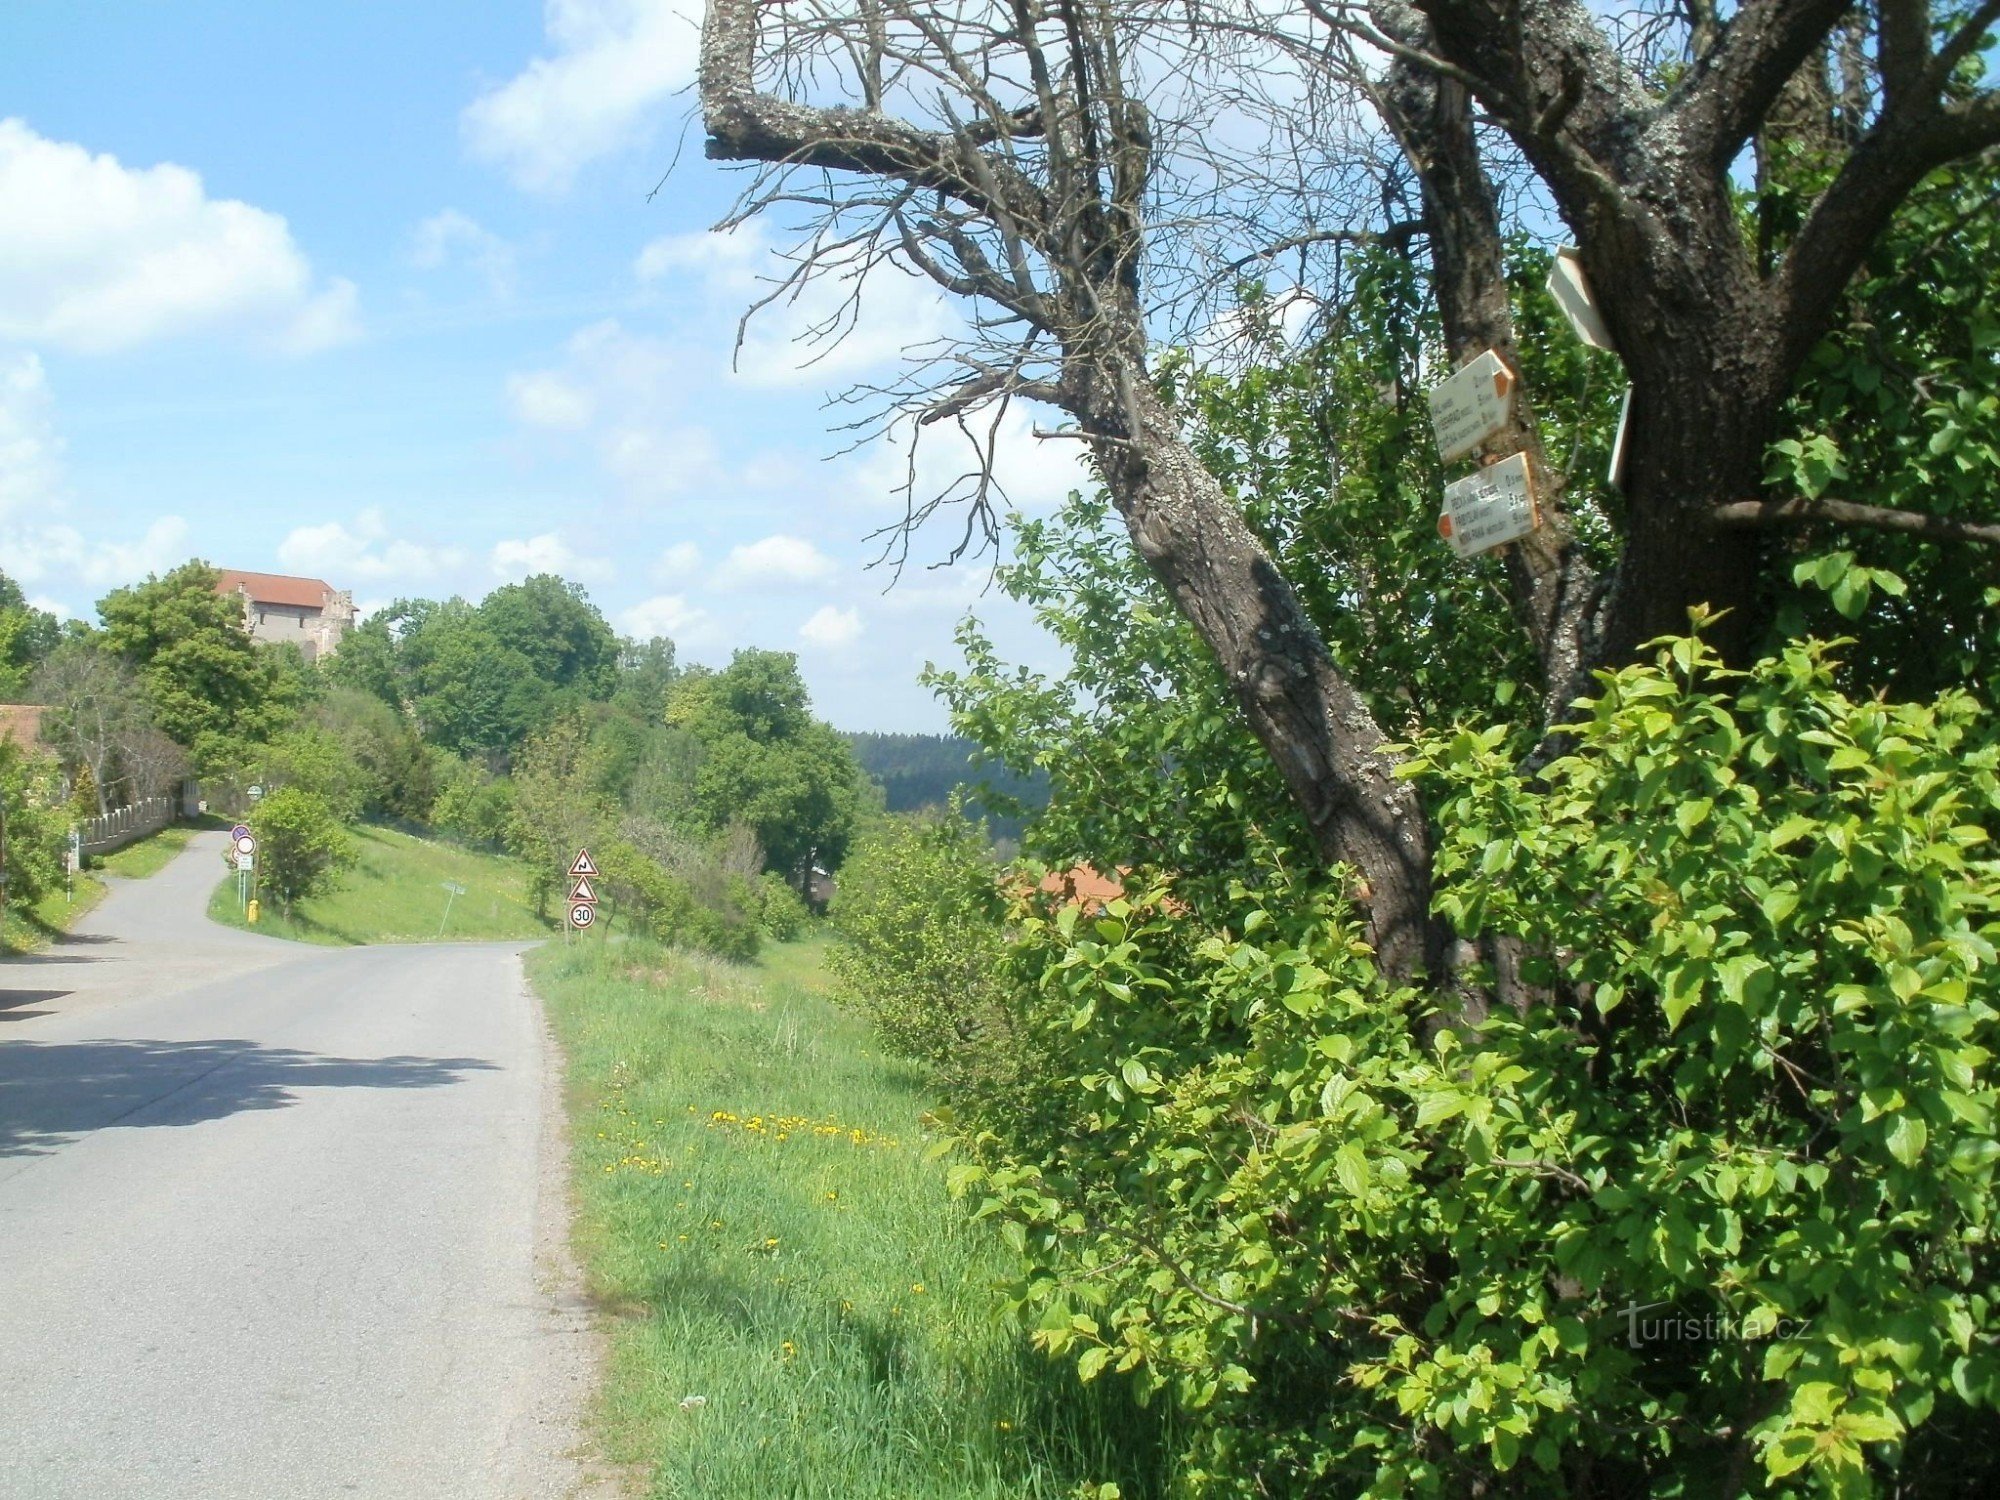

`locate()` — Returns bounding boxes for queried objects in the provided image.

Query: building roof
[1038,864,1128,905]
[214,570,337,609]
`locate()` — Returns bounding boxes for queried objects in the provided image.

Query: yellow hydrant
[247,898,260,925]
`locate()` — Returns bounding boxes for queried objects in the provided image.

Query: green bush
[754,870,809,941]
[596,836,761,962]
[0,739,70,918]
[828,809,1020,1095]
[951,636,2000,1497]
[254,785,354,916]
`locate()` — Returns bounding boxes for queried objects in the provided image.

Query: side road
[0,831,601,1499]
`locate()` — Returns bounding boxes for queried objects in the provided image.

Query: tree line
[1,561,869,954]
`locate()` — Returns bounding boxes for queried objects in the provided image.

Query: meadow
[529,933,1171,1500]
[206,823,548,945]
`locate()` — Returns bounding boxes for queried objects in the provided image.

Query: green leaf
[1335,1143,1371,1200]
[1886,1113,1928,1167]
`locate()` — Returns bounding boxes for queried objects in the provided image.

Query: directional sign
[569,902,596,930]
[1439,452,1539,559]
[1425,349,1516,462]
[441,881,467,896]
[234,833,257,856]
[568,875,598,904]
[1546,248,1613,351]
[569,848,599,878]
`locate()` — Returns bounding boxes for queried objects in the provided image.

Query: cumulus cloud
[277,507,464,583]
[619,591,707,642]
[463,0,702,193]
[653,540,701,579]
[0,352,194,597]
[0,118,358,355]
[798,604,862,650]
[506,369,594,430]
[491,530,612,582]
[718,533,838,587]
[635,224,956,387]
[504,320,721,501]
[409,208,516,298]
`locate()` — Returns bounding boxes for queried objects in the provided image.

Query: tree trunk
[1073,356,1440,984]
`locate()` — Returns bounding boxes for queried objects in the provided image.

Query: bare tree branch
[1713,495,2000,548]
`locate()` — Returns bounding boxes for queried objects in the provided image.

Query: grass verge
[530,932,1172,1500]
[93,821,202,880]
[207,823,549,945]
[0,872,107,955]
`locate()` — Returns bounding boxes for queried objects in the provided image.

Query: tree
[477,574,620,703]
[0,571,60,700]
[97,560,290,766]
[666,649,868,885]
[31,640,165,815]
[252,785,353,917]
[696,0,2000,985]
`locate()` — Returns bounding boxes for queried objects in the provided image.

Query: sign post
[233,828,257,915]
[567,849,599,935]
[1438,452,1540,559]
[1425,349,1517,462]
[436,880,467,939]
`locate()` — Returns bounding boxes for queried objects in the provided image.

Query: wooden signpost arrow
[1438,452,1540,559]
[1425,349,1517,462]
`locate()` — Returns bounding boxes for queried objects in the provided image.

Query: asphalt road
[0,832,597,1499]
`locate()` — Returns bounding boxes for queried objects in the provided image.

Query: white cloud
[635,223,957,386]
[798,604,862,650]
[0,118,359,355]
[277,507,463,583]
[491,530,612,582]
[463,0,702,193]
[503,320,721,501]
[0,350,62,517]
[719,533,838,587]
[506,369,594,430]
[0,352,194,598]
[653,540,701,579]
[619,592,707,641]
[409,209,516,298]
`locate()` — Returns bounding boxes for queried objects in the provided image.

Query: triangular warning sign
[569,848,598,877]
[569,875,598,904]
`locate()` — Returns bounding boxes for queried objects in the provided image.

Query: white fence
[78,795,176,857]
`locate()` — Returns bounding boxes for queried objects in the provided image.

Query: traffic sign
[234,832,257,856]
[230,823,251,843]
[569,848,598,878]
[441,881,466,896]
[569,902,596,930]
[1439,452,1539,559]
[1425,349,1516,462]
[568,875,598,904]
[236,851,255,872]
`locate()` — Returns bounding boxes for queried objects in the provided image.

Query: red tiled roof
[1038,865,1127,905]
[214,570,336,609]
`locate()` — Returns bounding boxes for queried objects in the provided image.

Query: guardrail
[78,795,176,857]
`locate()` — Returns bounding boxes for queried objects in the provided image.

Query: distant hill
[846,732,1048,843]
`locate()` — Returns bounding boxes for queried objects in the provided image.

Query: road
[0,831,598,1499]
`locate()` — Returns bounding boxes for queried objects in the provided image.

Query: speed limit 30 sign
[569,902,596,930]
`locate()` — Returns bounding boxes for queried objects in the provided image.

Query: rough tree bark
[697,0,2000,984]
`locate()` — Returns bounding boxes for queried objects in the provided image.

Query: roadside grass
[207,823,550,945]
[93,821,201,880]
[0,872,107,955]
[531,934,1173,1500]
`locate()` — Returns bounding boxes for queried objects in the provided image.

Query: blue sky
[0,0,1079,729]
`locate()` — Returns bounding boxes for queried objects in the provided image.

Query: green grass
[0,870,107,954]
[93,822,202,880]
[531,935,1172,1500]
[206,823,551,945]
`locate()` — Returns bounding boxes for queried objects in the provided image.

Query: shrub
[828,808,1019,1094]
[253,785,354,916]
[954,637,2000,1497]
[755,870,809,941]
